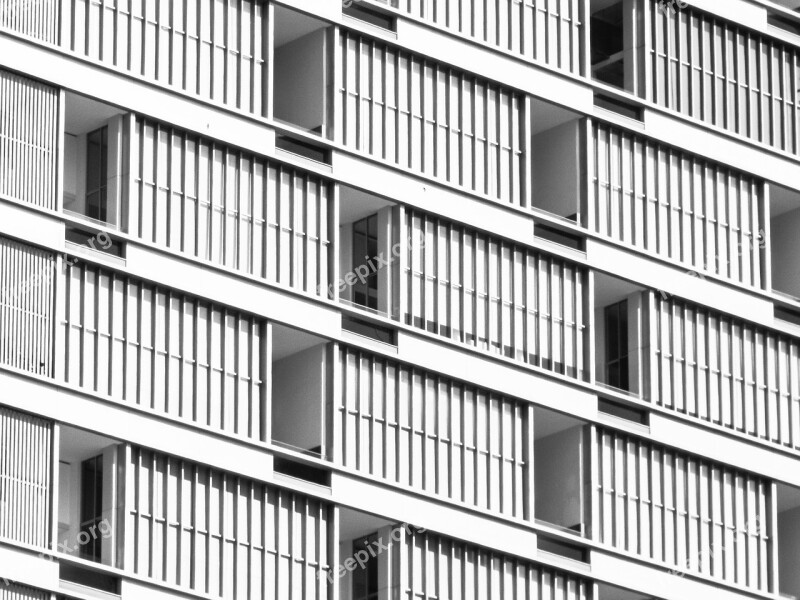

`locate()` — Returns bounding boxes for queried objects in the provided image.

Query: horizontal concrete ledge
[650,412,800,487]
[396,329,600,423]
[333,152,537,247]
[332,471,539,562]
[586,240,775,327]
[124,243,342,340]
[0,200,64,252]
[645,109,800,191]
[592,547,777,600]
[0,370,274,486]
[0,544,59,593]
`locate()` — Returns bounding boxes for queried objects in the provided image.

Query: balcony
[57,425,122,569]
[338,185,398,318]
[273,6,332,139]
[530,100,585,224]
[534,408,590,537]
[777,483,800,600]
[594,273,647,397]
[337,508,399,600]
[271,324,331,459]
[590,0,639,93]
[769,183,800,299]
[63,92,126,230]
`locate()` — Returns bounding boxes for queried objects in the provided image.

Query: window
[85,126,108,223]
[352,215,379,310]
[63,94,124,228]
[80,455,103,562]
[352,533,379,600]
[604,300,629,391]
[591,2,624,88]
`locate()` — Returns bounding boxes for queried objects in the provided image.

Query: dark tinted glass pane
[86,129,103,191]
[605,304,620,358]
[352,534,379,600]
[607,362,621,389]
[80,455,103,562]
[619,356,629,390]
[604,300,629,391]
[85,127,108,222]
[352,215,380,310]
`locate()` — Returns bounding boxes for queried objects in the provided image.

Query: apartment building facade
[0,0,799,599]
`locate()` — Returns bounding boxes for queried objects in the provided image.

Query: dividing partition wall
[0,406,52,549]
[402,208,587,379]
[0,69,58,210]
[589,120,766,289]
[122,446,332,599]
[0,236,55,377]
[335,345,532,520]
[370,0,586,75]
[651,292,800,450]
[647,0,800,156]
[127,116,333,297]
[594,425,773,592]
[339,30,528,206]
[59,0,270,117]
[60,260,268,441]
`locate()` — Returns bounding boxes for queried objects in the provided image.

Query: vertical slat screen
[371,0,584,75]
[124,446,330,600]
[0,69,58,210]
[649,0,800,156]
[128,116,331,297]
[0,0,58,43]
[653,293,800,451]
[60,0,268,116]
[0,406,52,549]
[0,582,49,600]
[404,209,586,380]
[595,426,772,591]
[338,345,531,520]
[402,528,589,600]
[0,237,55,377]
[340,31,527,206]
[61,260,266,441]
[590,121,765,289]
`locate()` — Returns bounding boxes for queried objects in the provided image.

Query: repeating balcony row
[0,405,600,600]
[0,383,796,599]
[5,63,800,299]
[4,105,800,449]
[1,238,800,597]
[3,0,800,160]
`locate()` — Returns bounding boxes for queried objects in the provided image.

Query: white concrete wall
[274,29,326,132]
[534,425,584,530]
[532,120,581,218]
[771,207,800,297]
[272,344,327,452]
